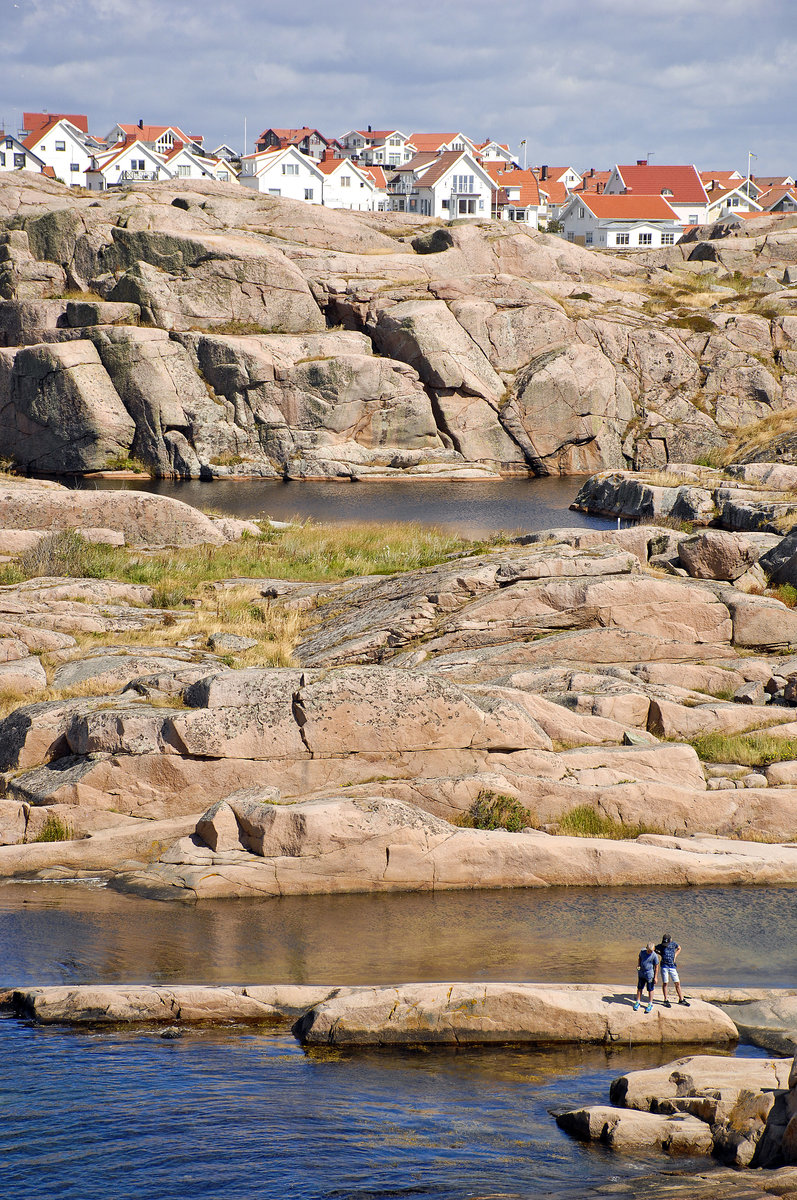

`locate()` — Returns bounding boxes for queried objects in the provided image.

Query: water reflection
[2,882,795,989]
[68,475,615,536]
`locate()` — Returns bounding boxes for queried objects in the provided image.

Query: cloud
[1,0,795,171]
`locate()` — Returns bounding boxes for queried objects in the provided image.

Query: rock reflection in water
[72,475,616,536]
[1,883,795,989]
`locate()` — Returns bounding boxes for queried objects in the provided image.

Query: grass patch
[553,804,655,839]
[16,531,122,580]
[103,453,149,473]
[31,814,73,842]
[209,453,245,467]
[690,731,797,767]
[670,313,715,334]
[455,790,534,832]
[204,320,278,336]
[774,584,797,609]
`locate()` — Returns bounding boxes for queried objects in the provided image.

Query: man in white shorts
[655,933,689,1007]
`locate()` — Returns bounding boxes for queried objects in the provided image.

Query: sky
[3,0,796,175]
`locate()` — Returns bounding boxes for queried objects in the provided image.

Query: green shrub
[32,815,72,842]
[18,530,119,580]
[773,584,797,609]
[456,790,533,832]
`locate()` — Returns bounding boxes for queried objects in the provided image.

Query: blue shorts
[662,966,679,984]
[637,974,655,992]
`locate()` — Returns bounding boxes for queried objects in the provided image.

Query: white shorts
[662,966,679,983]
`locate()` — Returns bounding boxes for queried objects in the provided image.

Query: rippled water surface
[74,475,615,535]
[2,884,787,1199]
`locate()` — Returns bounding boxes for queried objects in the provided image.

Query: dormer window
[661,188,673,196]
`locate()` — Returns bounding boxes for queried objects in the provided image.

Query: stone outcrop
[3,175,797,478]
[559,1052,797,1168]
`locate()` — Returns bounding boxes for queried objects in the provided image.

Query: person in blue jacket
[634,941,659,1013]
[655,933,690,1007]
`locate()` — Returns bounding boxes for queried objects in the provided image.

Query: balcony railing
[119,170,158,181]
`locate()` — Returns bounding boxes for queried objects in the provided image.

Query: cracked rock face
[3,175,797,479]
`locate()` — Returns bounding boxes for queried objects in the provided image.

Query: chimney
[541,164,548,181]
[590,167,595,177]
[636,158,647,167]
[138,118,143,130]
[367,124,372,133]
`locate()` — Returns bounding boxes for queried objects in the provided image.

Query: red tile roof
[757,185,797,210]
[700,170,744,190]
[115,123,199,145]
[361,165,387,188]
[613,164,707,205]
[576,193,681,221]
[414,150,470,188]
[538,179,569,205]
[24,112,88,135]
[577,170,611,192]
[407,133,463,153]
[495,169,541,207]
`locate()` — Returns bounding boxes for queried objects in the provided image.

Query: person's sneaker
[663,1000,672,1008]
[645,1003,653,1014]
[679,999,690,1007]
[633,1000,640,1011]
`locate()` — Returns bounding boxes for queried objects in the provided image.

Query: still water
[2,883,784,1199]
[73,475,615,536]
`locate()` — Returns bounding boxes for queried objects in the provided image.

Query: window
[689,213,698,224]
[55,140,66,152]
[177,164,190,176]
[132,159,145,171]
[615,232,629,245]
[661,232,675,244]
[585,231,593,244]
[452,174,475,193]
[479,198,484,210]
[638,232,653,245]
[13,154,26,168]
[0,153,4,166]
[219,171,229,182]
[389,154,399,165]
[389,137,401,146]
[661,188,673,196]
[4,138,12,149]
[70,162,79,172]
[567,232,575,242]
[268,188,281,195]
[441,198,449,209]
[304,188,314,200]
[341,175,351,187]
[458,197,476,214]
[282,163,299,175]
[578,206,585,219]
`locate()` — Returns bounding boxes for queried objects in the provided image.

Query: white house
[535,165,582,189]
[22,117,98,186]
[407,132,479,157]
[85,138,170,191]
[0,131,47,174]
[339,129,414,166]
[161,143,235,182]
[316,156,382,210]
[491,167,544,228]
[475,140,515,165]
[388,150,495,219]
[560,193,683,249]
[605,163,709,226]
[106,123,204,155]
[705,182,763,222]
[239,145,324,203]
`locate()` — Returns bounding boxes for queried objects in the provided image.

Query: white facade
[389,151,495,219]
[165,145,235,182]
[339,130,414,166]
[560,196,682,249]
[319,160,381,210]
[705,185,762,222]
[0,133,46,174]
[24,119,96,186]
[86,140,169,191]
[239,146,324,204]
[477,141,514,164]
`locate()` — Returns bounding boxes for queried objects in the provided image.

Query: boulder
[556,1105,714,1155]
[292,982,737,1046]
[678,530,760,582]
